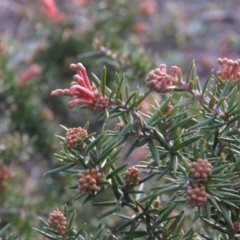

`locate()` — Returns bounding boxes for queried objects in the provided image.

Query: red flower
[40,0,57,20]
[40,0,66,23]
[51,63,109,110]
[137,1,157,15]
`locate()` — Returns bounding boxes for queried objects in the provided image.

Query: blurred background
[1,0,240,238]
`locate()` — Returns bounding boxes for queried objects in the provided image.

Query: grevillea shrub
[35,58,240,239]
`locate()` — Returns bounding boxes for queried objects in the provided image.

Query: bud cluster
[78,169,102,195]
[189,158,212,182]
[88,85,109,110]
[146,64,173,93]
[0,164,11,186]
[217,58,240,81]
[184,183,209,207]
[115,122,125,131]
[65,127,88,148]
[48,209,67,236]
[233,222,240,233]
[123,166,140,186]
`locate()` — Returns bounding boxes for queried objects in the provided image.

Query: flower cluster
[48,209,67,236]
[123,166,140,186]
[189,158,212,182]
[146,64,180,93]
[51,63,109,110]
[0,164,11,186]
[78,169,102,195]
[65,127,88,149]
[184,183,209,207]
[217,58,240,81]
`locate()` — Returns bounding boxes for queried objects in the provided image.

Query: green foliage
[35,61,240,239]
[1,0,240,239]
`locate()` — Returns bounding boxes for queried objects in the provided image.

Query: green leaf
[101,66,106,96]
[128,220,136,240]
[185,60,197,84]
[92,201,117,206]
[148,139,160,166]
[32,228,56,240]
[179,228,194,240]
[189,117,216,130]
[109,84,117,99]
[135,89,151,106]
[123,139,139,160]
[94,224,104,239]
[116,218,135,231]
[97,206,118,219]
[157,202,178,222]
[172,135,202,151]
[67,210,76,231]
[72,223,86,240]
[91,73,101,88]
[127,99,139,111]
[118,123,134,138]
[0,224,10,236]
[139,172,156,184]
[156,165,171,180]
[115,73,124,100]
[172,213,185,236]
[106,164,128,179]
[87,133,104,151]
[198,233,214,240]
[44,163,76,175]
[78,51,98,59]
[125,91,137,106]
[95,141,117,164]
[168,115,195,132]
[217,79,232,106]
[208,195,221,211]
[211,163,229,174]
[152,185,181,193]
[173,97,195,108]
[39,218,49,228]
[152,129,170,150]
[202,201,211,219]
[200,218,229,233]
[202,70,213,95]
